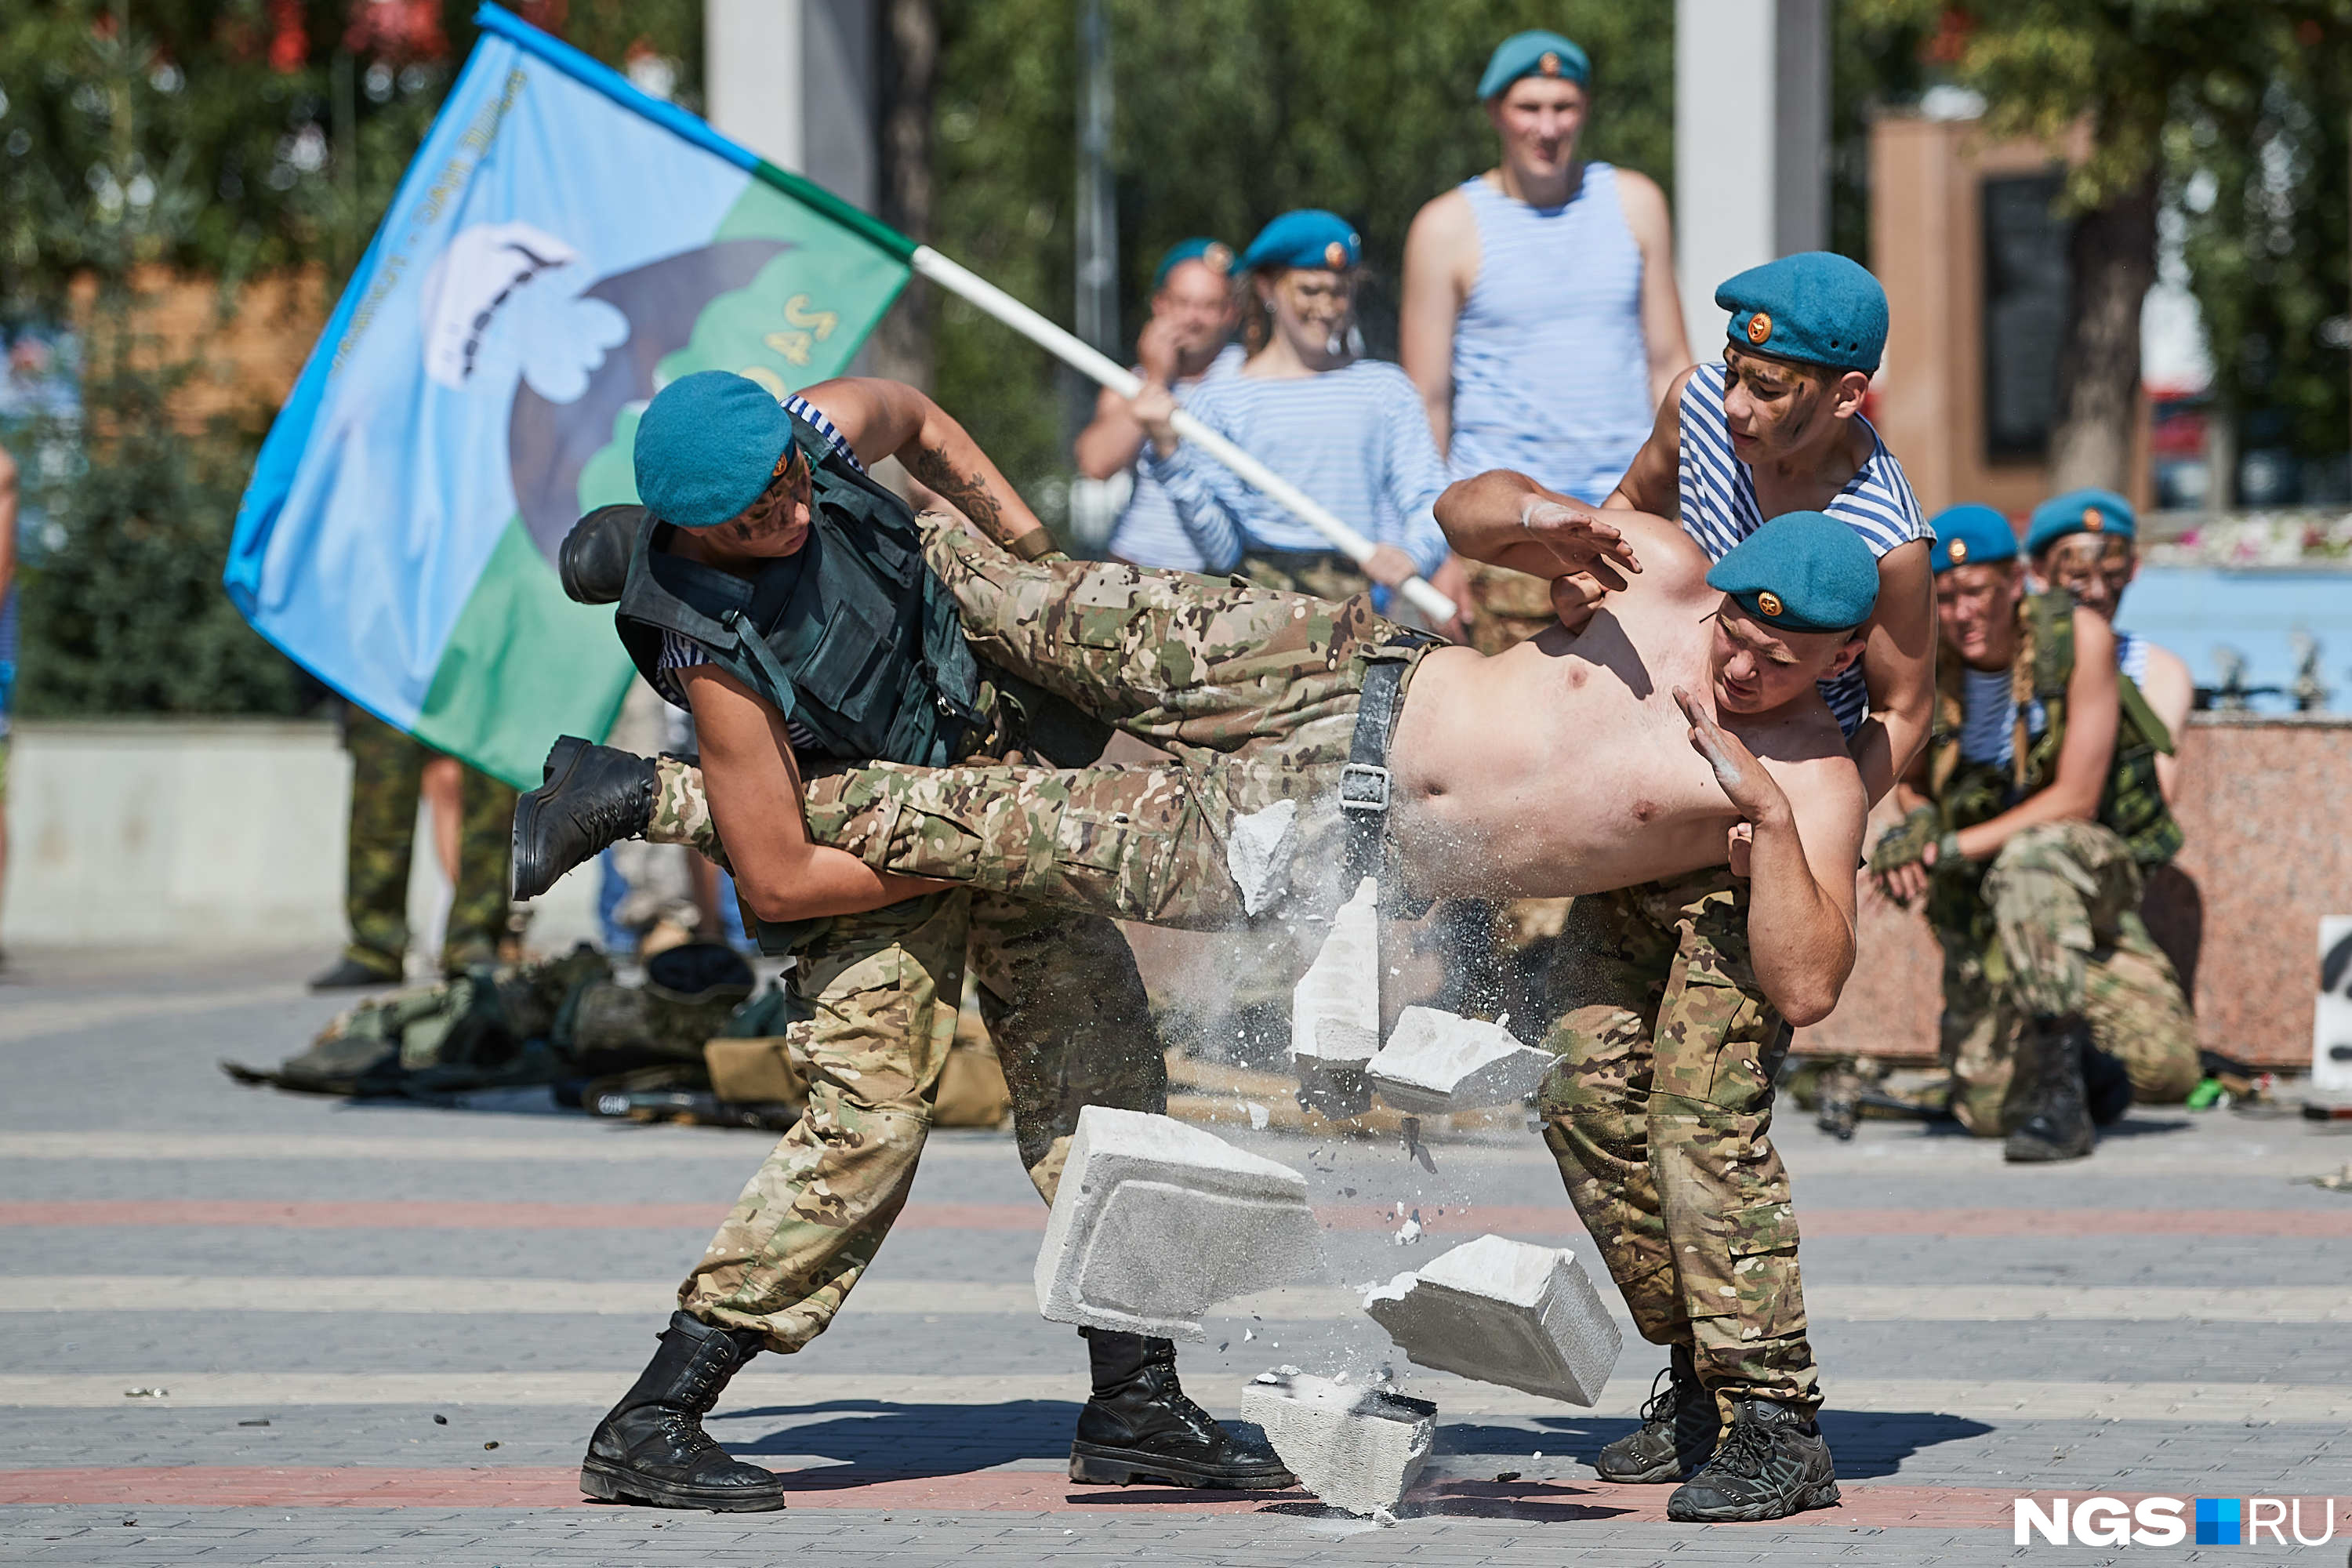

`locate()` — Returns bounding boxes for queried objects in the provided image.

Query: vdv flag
[225,4,914,786]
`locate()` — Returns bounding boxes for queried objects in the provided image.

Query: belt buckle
[1339,761,1392,814]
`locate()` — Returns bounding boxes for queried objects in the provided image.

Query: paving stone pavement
[2,950,2350,1566]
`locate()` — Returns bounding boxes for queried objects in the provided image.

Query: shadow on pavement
[721,1399,1082,1474]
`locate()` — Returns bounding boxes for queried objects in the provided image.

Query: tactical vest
[612,410,984,768]
[1925,590,2182,935]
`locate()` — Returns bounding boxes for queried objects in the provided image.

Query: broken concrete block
[1034,1107,1325,1341]
[1291,877,1380,1119]
[1362,1233,1621,1405]
[1367,1007,1555,1115]
[1240,1372,1435,1516]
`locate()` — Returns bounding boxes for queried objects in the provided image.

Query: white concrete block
[1367,1007,1556,1115]
[1362,1234,1621,1405]
[1291,877,1381,1071]
[1240,1372,1435,1516]
[1033,1107,1324,1341]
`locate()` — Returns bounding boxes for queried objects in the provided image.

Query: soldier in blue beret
[1076,238,1242,572]
[2020,488,2192,799]
[514,368,1295,1508]
[1402,24,1687,642]
[1869,484,2200,1169]
[1122,209,1455,613]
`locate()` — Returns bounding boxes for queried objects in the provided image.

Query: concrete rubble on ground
[1361,1233,1621,1405]
[1033,1106,1325,1340]
[1366,1007,1555,1114]
[1291,877,1381,1117]
[1240,1371,1436,1517]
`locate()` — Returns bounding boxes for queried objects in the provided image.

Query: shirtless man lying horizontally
[522,506,1875,1028]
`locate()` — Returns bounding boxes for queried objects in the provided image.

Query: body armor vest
[1926,590,2182,935]
[610,411,983,768]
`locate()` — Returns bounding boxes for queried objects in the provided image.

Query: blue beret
[1929,504,2020,574]
[1477,31,1590,98]
[1705,512,1881,633]
[634,371,795,529]
[1238,210,1360,274]
[2024,488,2136,557]
[1152,237,1234,291]
[1715,252,1888,373]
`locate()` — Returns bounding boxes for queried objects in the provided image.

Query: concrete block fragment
[1034,1106,1325,1340]
[1225,799,1298,917]
[1291,877,1380,1118]
[1361,1233,1621,1405]
[1240,1372,1435,1516]
[1367,1007,1556,1114]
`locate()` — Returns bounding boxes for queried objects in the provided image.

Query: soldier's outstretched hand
[1675,685,1785,828]
[1519,493,1642,587]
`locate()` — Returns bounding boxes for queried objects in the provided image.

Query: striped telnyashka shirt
[652,391,858,753]
[1103,343,1245,571]
[1446,165,1653,501]
[1675,361,1929,735]
[1142,359,1452,579]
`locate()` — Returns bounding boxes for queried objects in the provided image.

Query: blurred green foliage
[930,0,1677,498]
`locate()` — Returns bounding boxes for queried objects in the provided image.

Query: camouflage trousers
[1935,821,2201,1136]
[675,884,1168,1352]
[1236,547,1371,604]
[342,708,517,976]
[1536,867,1818,1416]
[651,523,1427,932]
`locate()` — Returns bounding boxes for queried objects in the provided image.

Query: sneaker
[1664,1396,1839,1523]
[1594,1344,1719,1483]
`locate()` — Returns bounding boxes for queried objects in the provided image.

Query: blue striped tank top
[2114,630,2150,686]
[1446,165,1653,502]
[1105,343,1244,570]
[1675,362,1928,734]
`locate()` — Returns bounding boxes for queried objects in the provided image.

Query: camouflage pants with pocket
[343,708,517,975]
[1936,821,2202,1135]
[677,887,1167,1352]
[1536,867,1819,1415]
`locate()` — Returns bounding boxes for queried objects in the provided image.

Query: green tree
[930,0,1675,501]
[1850,0,2352,492]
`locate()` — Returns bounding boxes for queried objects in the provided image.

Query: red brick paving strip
[0,1465,2117,1525]
[2,1201,2347,1237]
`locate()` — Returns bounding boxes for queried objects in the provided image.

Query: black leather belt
[1340,633,1437,904]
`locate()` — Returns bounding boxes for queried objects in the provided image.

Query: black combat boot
[579,1312,786,1512]
[1069,1330,1296,1490]
[2082,1038,2133,1127]
[1664,1396,1840,1522]
[511,737,658,902]
[2005,1014,2096,1163]
[1595,1343,1720,1483]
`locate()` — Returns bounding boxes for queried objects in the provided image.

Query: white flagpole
[909,245,1459,624]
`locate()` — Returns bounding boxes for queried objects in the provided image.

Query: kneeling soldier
[1869,500,2200,1162]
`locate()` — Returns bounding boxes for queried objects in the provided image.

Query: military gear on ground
[511,737,657,902]
[1595,1345,1719,1483]
[1664,1397,1841,1523]
[1867,805,1940,875]
[308,953,401,991]
[2004,1014,2096,1163]
[581,1311,786,1512]
[1068,1329,1296,1490]
[609,409,985,769]
[339,708,521,976]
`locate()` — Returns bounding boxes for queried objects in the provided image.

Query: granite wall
[1797,713,2352,1070]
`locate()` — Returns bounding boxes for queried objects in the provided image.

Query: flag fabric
[225,4,915,786]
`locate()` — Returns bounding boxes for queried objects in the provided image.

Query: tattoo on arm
[908,445,1010,540]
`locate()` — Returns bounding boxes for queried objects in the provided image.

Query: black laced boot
[511,737,657,902]
[1594,1343,1720,1483]
[2005,1014,2096,1163]
[2082,1037,2133,1127]
[580,1312,785,1512]
[1664,1396,1840,1522]
[1069,1329,1296,1490]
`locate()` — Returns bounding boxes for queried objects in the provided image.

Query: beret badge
[1539,51,1561,75]
[1323,240,1348,269]
[1756,590,1784,619]
[1746,312,1773,346]
[1947,538,1969,565]
[1203,241,1232,273]
[2082,506,2103,532]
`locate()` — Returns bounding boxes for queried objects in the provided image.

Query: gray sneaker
[1593,1345,1719,1483]
[1664,1396,1839,1522]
